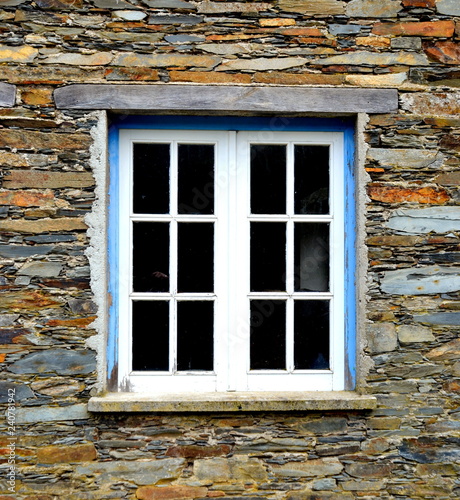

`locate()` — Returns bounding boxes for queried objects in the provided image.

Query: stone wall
[0,0,460,498]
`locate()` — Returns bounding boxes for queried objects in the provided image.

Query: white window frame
[117,129,345,393]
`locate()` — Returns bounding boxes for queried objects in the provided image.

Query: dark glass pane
[177,301,214,371]
[133,143,170,214]
[294,223,329,292]
[133,222,169,292]
[294,300,329,370]
[178,223,214,293]
[294,145,329,215]
[250,145,286,214]
[178,144,214,215]
[132,300,169,371]
[250,300,286,370]
[251,222,286,292]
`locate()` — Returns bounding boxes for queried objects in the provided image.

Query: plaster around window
[0,83,16,107]
[85,111,109,393]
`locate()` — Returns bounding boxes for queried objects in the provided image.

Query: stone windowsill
[88,391,377,412]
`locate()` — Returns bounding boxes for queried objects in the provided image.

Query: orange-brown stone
[0,129,91,151]
[367,184,449,204]
[166,445,231,458]
[424,41,460,65]
[402,0,435,6]
[45,316,96,327]
[254,72,345,85]
[280,27,324,36]
[21,87,53,106]
[0,190,54,207]
[3,170,94,189]
[136,486,207,500]
[373,20,455,37]
[169,71,251,84]
[260,18,296,26]
[0,291,61,311]
[37,443,97,464]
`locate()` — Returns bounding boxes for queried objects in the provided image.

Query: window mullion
[170,142,178,373]
[286,142,294,373]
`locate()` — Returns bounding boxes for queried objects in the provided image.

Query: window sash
[118,129,345,393]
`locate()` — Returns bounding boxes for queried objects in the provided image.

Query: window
[112,117,354,394]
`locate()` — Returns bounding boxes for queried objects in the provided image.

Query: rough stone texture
[9,348,96,375]
[346,0,402,18]
[381,266,460,295]
[1,1,460,499]
[387,207,460,234]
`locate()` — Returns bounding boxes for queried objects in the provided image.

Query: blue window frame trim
[107,115,356,391]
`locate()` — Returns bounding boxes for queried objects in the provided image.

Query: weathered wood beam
[54,84,398,114]
[0,83,16,107]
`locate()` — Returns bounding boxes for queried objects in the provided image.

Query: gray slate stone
[387,207,460,234]
[16,403,89,424]
[391,37,422,50]
[0,382,34,403]
[18,262,62,277]
[165,35,205,43]
[0,245,55,258]
[93,0,137,8]
[68,299,98,314]
[367,323,398,353]
[75,458,185,485]
[9,348,96,375]
[0,82,16,107]
[0,314,19,326]
[346,0,402,17]
[300,417,348,434]
[381,266,460,296]
[148,15,203,24]
[25,235,76,243]
[368,148,444,169]
[413,312,460,326]
[329,24,368,35]
[143,0,196,7]
[436,0,460,15]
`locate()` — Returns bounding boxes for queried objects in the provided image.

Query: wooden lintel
[54,84,398,114]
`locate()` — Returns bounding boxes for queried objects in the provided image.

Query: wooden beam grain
[54,84,398,114]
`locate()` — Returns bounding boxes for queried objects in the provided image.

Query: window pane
[133,222,169,293]
[294,145,329,215]
[250,144,286,214]
[251,222,286,292]
[294,223,329,292]
[133,143,170,214]
[177,301,214,371]
[178,144,214,215]
[178,223,214,293]
[132,300,169,371]
[294,300,329,370]
[250,300,286,370]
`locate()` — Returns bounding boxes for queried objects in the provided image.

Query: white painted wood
[118,129,345,392]
[55,84,398,114]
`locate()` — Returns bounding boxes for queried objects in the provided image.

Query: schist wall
[0,0,460,498]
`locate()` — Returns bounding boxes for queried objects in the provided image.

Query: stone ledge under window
[88,392,377,413]
[54,84,398,115]
[0,83,16,107]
